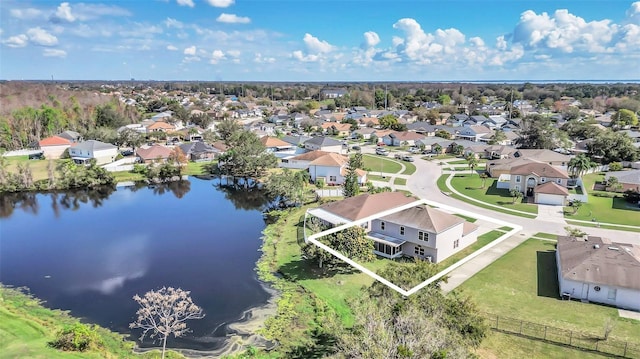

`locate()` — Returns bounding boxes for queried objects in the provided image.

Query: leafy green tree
[611,109,638,128]
[435,129,451,139]
[510,189,523,204]
[265,168,309,206]
[465,154,478,174]
[216,118,242,145]
[608,162,623,171]
[95,104,127,128]
[488,129,507,145]
[304,226,374,268]
[218,130,277,182]
[587,131,638,163]
[432,144,443,154]
[437,94,451,105]
[516,116,567,150]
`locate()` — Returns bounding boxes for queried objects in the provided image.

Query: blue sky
[1,0,639,81]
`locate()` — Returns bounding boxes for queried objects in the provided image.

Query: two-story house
[510,162,570,205]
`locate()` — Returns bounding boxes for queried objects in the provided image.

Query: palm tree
[479,172,488,189]
[510,189,523,204]
[465,154,479,175]
[568,154,595,179]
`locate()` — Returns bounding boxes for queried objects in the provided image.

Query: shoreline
[132,283,279,358]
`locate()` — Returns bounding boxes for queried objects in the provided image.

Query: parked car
[352,145,361,151]
[28,152,44,160]
[402,155,415,162]
[375,148,389,156]
[408,147,420,154]
[121,149,134,156]
[394,153,403,159]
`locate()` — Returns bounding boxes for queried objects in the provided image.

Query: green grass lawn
[532,232,558,240]
[393,177,407,186]
[449,174,538,214]
[111,171,145,182]
[478,331,608,359]
[436,230,504,270]
[5,156,58,182]
[367,174,390,182]
[401,162,416,175]
[0,286,179,359]
[448,159,487,165]
[457,238,640,342]
[563,173,640,226]
[362,154,403,174]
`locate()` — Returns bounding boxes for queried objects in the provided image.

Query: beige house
[69,140,118,165]
[38,136,72,159]
[307,193,478,263]
[510,162,569,203]
[308,152,366,186]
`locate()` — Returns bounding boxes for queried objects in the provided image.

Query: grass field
[458,238,640,342]
[447,174,538,214]
[477,331,609,359]
[367,174,390,182]
[401,162,416,175]
[436,230,504,270]
[4,156,56,182]
[362,154,403,174]
[393,177,407,186]
[564,173,640,226]
[0,286,180,358]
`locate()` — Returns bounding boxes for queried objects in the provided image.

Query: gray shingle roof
[72,140,116,152]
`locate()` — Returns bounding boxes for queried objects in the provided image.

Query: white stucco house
[556,236,640,311]
[69,140,119,165]
[509,162,570,203]
[308,152,366,186]
[280,150,329,169]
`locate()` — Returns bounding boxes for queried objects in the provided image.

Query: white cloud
[206,0,235,8]
[254,53,275,63]
[27,27,58,46]
[362,31,380,47]
[391,18,468,64]
[210,50,226,64]
[303,33,334,53]
[626,1,640,22]
[496,35,508,50]
[43,48,67,58]
[177,0,195,7]
[216,13,251,24]
[167,45,178,51]
[227,50,241,57]
[10,8,43,20]
[292,50,319,62]
[512,9,617,53]
[52,2,75,23]
[3,34,29,48]
[184,45,197,55]
[183,56,201,63]
[164,18,184,28]
[469,37,485,47]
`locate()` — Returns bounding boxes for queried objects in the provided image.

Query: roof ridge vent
[593,244,600,249]
[608,246,619,251]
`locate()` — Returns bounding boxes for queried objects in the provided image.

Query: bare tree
[130,287,205,359]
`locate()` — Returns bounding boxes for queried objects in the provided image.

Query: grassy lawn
[367,174,391,182]
[4,156,57,182]
[478,331,608,359]
[563,173,640,226]
[362,154,402,174]
[457,238,640,342]
[111,171,145,182]
[393,177,407,186]
[448,159,487,165]
[449,174,538,214]
[436,230,504,270]
[401,162,416,175]
[0,286,178,359]
[532,232,558,239]
[565,220,640,233]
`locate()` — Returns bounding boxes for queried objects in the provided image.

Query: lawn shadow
[278,258,360,282]
[612,197,640,211]
[537,250,561,299]
[485,182,510,198]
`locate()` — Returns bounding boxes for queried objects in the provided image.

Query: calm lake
[0,177,272,350]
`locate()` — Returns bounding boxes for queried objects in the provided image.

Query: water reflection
[216,182,271,211]
[0,180,193,218]
[66,234,150,295]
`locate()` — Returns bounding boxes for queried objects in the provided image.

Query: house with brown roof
[556,236,640,311]
[146,121,176,133]
[136,144,173,164]
[382,131,427,146]
[510,162,570,203]
[321,122,352,137]
[260,136,295,152]
[280,150,329,169]
[307,193,478,262]
[38,135,72,159]
[370,205,478,262]
[308,152,366,186]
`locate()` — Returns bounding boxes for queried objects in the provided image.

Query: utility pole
[384,84,388,111]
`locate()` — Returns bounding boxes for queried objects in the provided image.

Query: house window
[380,221,385,230]
[515,175,521,183]
[414,246,424,256]
[556,178,562,184]
[418,231,429,241]
[607,288,617,300]
[329,176,336,182]
[400,226,405,235]
[541,177,546,183]
[453,239,459,248]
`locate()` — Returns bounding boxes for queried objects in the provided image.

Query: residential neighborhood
[1,80,639,359]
